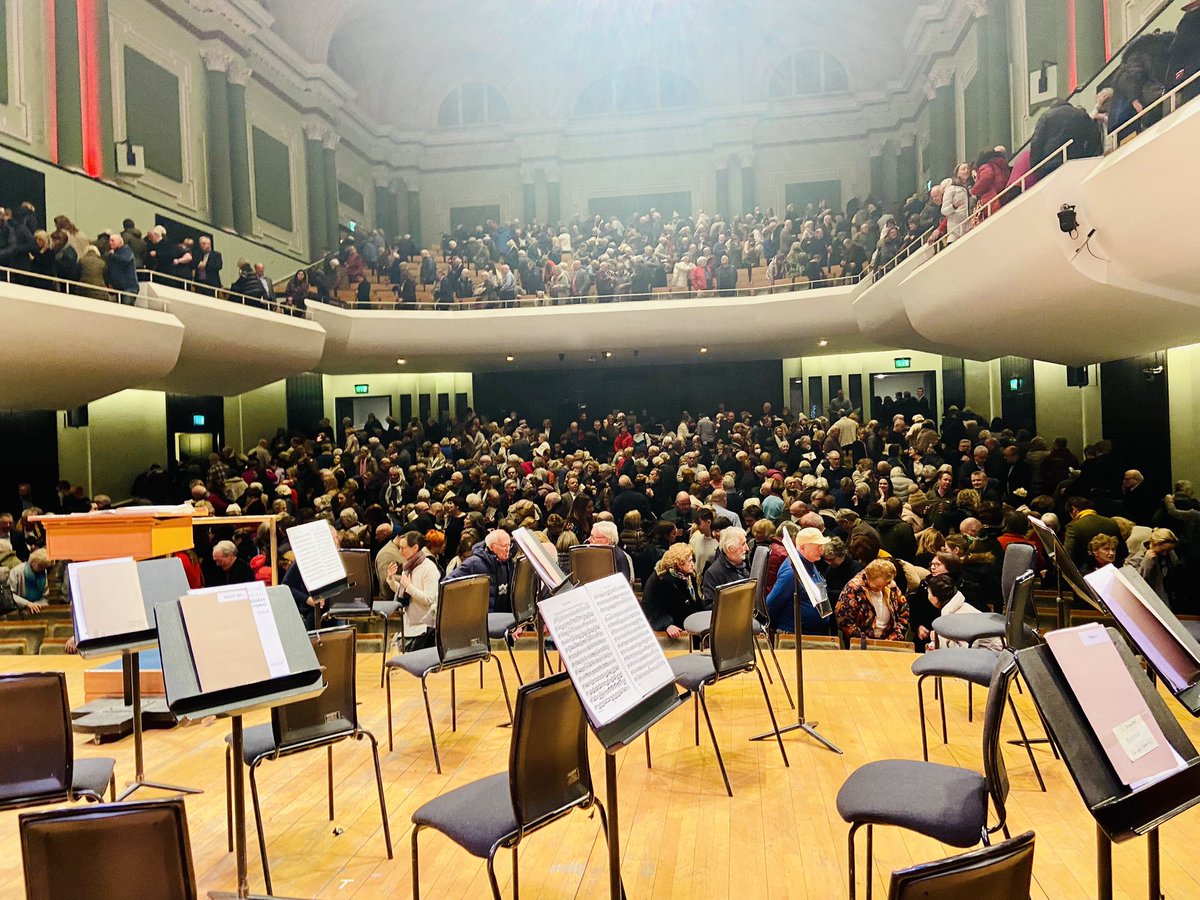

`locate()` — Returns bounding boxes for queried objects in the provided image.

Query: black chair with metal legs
[929,544,1036,648]
[488,556,538,686]
[837,652,1017,900]
[0,672,116,812]
[386,574,514,772]
[411,672,618,900]
[656,578,789,796]
[886,830,1035,900]
[223,626,392,896]
[20,797,198,900]
[913,571,1053,791]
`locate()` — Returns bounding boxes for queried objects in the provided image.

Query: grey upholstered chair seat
[412,772,519,858]
[387,646,442,676]
[931,613,1006,644]
[836,760,988,848]
[374,599,402,618]
[684,610,766,636]
[487,613,518,639]
[912,648,1000,687]
[668,653,718,691]
[71,757,116,800]
[1183,621,1200,643]
[230,724,277,764]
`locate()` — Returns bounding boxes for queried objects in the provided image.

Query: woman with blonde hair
[836,558,909,642]
[640,543,698,638]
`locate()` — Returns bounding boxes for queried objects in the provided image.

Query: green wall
[123,47,183,181]
[251,126,293,231]
[963,71,990,162]
[1025,1,1068,108]
[338,180,364,214]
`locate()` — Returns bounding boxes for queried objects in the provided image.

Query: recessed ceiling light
[396,357,406,365]
[506,355,514,362]
[699,347,708,354]
[603,351,612,359]
[817,339,829,347]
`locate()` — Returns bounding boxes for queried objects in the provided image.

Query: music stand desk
[1016,631,1200,900]
[157,586,325,899]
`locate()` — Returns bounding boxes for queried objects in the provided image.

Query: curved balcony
[309,281,875,372]
[139,274,327,395]
[0,275,183,411]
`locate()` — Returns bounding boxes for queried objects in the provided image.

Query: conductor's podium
[75,650,174,739]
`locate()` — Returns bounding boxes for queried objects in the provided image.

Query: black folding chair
[20,797,198,900]
[488,556,540,685]
[655,578,789,796]
[386,574,514,772]
[223,626,392,895]
[838,653,1018,900]
[886,830,1035,899]
[0,672,116,812]
[411,672,618,899]
[568,544,618,585]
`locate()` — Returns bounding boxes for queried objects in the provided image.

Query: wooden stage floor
[1,648,1197,899]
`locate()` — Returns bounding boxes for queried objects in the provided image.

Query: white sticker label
[1113,714,1159,763]
[1078,627,1109,646]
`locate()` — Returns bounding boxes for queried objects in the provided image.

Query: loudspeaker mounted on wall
[115,142,146,177]
[1066,366,1089,387]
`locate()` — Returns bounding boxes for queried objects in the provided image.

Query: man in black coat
[1030,101,1103,175]
[201,540,255,587]
[192,235,223,292]
[700,527,750,609]
[0,207,36,273]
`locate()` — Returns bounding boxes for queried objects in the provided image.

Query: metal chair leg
[1008,696,1048,793]
[248,762,272,896]
[512,845,519,899]
[756,667,789,769]
[847,822,860,900]
[698,686,732,797]
[917,676,930,762]
[764,637,795,709]
[109,772,116,802]
[485,850,504,900]
[411,825,422,900]
[505,628,524,686]
[645,730,652,769]
[865,823,874,900]
[421,672,442,774]
[968,681,974,723]
[365,732,393,859]
[386,668,394,752]
[380,617,390,689]
[492,654,514,725]
[224,746,233,852]
[754,635,774,684]
[451,669,457,732]
[937,678,948,745]
[694,692,700,746]
[327,745,335,820]
[479,659,484,690]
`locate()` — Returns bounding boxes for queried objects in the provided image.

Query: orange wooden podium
[31,508,196,561]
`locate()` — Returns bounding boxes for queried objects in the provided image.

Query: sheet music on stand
[286,519,348,600]
[512,526,569,592]
[538,573,675,728]
[781,529,833,619]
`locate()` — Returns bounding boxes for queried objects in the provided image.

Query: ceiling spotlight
[505,355,515,362]
[817,339,829,347]
[396,357,406,365]
[603,351,612,359]
[699,347,708,354]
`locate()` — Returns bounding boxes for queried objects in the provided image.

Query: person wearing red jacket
[613,422,634,456]
[971,148,1012,217]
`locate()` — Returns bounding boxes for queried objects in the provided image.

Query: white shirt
[868,588,891,638]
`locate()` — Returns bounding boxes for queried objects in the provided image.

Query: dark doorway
[806,376,824,421]
[286,373,324,437]
[0,411,58,510]
[155,213,211,249]
[0,156,46,226]
[870,370,936,423]
[165,394,225,476]
[788,377,804,416]
[1101,354,1171,495]
[400,395,413,426]
[437,392,450,422]
[848,374,864,417]
[941,356,966,413]
[999,357,1036,434]
[450,205,501,235]
[455,392,469,419]
[418,394,431,424]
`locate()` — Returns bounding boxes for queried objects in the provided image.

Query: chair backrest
[273,626,357,749]
[1004,571,1037,651]
[510,555,537,623]
[20,797,198,900]
[509,672,593,835]
[710,579,757,675]
[0,672,72,811]
[749,545,771,620]
[1000,543,1036,610]
[849,637,915,653]
[887,830,1035,900]
[435,574,492,664]
[569,544,618,585]
[336,548,374,605]
[981,651,1017,830]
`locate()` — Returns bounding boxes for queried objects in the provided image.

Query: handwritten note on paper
[287,520,346,594]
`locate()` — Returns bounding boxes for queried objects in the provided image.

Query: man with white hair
[588,520,634,581]
[449,529,514,612]
[202,539,253,586]
[663,491,694,528]
[700,526,749,608]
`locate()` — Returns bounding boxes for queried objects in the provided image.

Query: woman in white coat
[385,531,442,648]
[671,255,693,292]
[941,163,973,243]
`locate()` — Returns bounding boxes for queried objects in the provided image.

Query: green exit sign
[354,384,369,395]
[894,357,912,369]
[1009,377,1024,391]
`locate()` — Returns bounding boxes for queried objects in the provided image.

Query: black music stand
[510,528,571,679]
[72,557,201,799]
[1016,630,1200,900]
[156,585,325,900]
[749,550,841,754]
[1028,516,1103,629]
